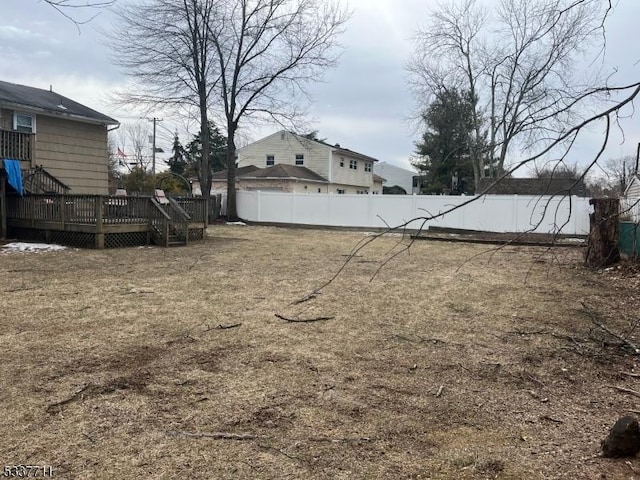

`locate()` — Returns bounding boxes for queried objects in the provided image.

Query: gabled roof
[373,174,386,183]
[213,164,328,183]
[375,161,419,176]
[240,130,380,164]
[0,80,118,125]
[245,164,328,182]
[211,165,260,180]
[476,177,588,196]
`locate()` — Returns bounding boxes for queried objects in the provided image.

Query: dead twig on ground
[290,292,318,305]
[46,383,92,414]
[169,430,377,444]
[205,323,242,331]
[582,302,640,354]
[275,313,335,323]
[609,385,640,399]
[170,431,267,441]
[436,385,444,397]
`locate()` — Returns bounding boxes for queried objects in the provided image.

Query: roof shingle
[0,80,118,125]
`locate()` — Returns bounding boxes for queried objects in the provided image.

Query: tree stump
[602,415,640,458]
[585,198,620,267]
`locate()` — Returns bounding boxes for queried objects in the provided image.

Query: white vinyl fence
[235,191,592,235]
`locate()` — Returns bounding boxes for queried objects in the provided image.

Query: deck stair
[22,166,70,195]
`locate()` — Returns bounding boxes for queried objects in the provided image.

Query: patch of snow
[226,221,247,226]
[1,242,67,253]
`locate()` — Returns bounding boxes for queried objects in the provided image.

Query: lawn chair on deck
[106,188,128,218]
[154,189,170,205]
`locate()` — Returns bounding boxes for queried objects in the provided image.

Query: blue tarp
[3,159,23,196]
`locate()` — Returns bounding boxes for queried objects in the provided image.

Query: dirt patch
[1,226,640,479]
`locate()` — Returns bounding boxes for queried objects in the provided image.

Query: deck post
[95,195,105,249]
[60,194,65,228]
[0,172,6,240]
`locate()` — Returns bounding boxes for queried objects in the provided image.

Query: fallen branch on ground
[609,385,640,399]
[169,430,377,443]
[205,323,242,331]
[290,292,319,305]
[275,313,335,323]
[46,383,92,414]
[170,431,267,441]
[582,302,640,354]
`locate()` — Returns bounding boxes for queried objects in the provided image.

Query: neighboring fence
[236,191,592,235]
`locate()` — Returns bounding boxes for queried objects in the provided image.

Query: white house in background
[373,162,422,194]
[625,173,640,198]
[236,130,383,194]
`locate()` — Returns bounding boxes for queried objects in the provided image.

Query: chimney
[335,143,340,148]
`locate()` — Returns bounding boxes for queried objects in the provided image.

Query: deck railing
[174,197,207,223]
[7,194,203,227]
[1,129,33,163]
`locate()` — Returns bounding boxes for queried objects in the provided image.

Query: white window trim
[13,111,36,133]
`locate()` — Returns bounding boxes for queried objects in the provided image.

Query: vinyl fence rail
[236,191,592,236]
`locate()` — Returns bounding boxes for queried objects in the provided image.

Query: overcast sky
[3,0,640,175]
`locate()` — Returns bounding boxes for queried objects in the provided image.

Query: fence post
[291,190,296,223]
[95,196,104,248]
[257,190,262,222]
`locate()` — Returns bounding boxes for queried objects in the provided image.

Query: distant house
[373,162,422,194]
[476,177,588,196]
[236,130,382,194]
[0,80,119,195]
[625,174,640,198]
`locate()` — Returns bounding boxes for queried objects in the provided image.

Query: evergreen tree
[412,88,480,194]
[185,122,227,178]
[166,134,187,176]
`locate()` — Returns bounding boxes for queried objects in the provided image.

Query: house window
[266,155,275,166]
[365,163,372,172]
[339,157,344,167]
[295,154,304,165]
[349,159,357,170]
[337,189,345,194]
[14,113,35,133]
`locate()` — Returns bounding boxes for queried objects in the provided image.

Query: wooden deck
[6,194,207,248]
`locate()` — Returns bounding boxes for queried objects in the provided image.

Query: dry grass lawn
[1,225,640,479]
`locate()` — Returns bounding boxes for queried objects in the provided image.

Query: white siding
[626,176,640,198]
[238,131,330,179]
[374,162,419,194]
[330,154,374,189]
[238,131,377,190]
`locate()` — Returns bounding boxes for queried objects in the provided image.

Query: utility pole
[150,117,163,176]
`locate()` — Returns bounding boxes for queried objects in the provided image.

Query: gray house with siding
[0,80,119,194]
[0,80,119,239]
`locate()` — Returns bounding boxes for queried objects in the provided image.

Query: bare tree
[107,0,219,206]
[205,0,349,220]
[43,0,115,28]
[602,155,636,195]
[408,0,610,191]
[116,122,152,171]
